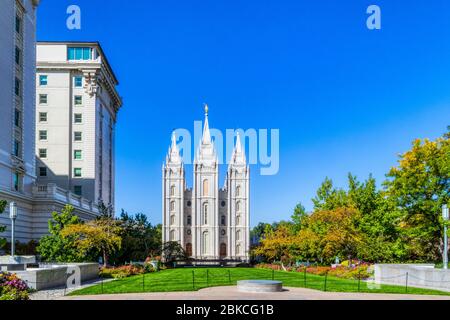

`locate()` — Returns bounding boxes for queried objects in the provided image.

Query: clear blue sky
[37,0,450,226]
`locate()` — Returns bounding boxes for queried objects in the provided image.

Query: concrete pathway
[58,286,450,300]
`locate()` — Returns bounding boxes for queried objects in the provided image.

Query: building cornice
[37,62,122,115]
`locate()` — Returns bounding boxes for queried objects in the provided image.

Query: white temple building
[162,106,250,263]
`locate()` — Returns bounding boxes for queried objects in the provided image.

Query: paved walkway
[58,286,450,300]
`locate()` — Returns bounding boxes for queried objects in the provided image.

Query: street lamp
[443,204,449,270]
[9,202,17,258]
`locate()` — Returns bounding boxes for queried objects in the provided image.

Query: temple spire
[230,131,246,165]
[235,132,243,154]
[171,131,179,153]
[202,104,211,144]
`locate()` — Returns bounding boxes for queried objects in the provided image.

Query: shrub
[255,263,373,280]
[100,264,149,279]
[0,272,30,300]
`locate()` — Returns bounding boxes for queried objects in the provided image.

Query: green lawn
[70,267,450,296]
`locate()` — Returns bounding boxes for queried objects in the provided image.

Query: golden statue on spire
[204,103,209,115]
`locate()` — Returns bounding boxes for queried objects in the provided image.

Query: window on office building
[39,94,48,104]
[39,149,47,159]
[74,168,82,177]
[39,75,48,86]
[74,132,82,141]
[39,167,47,177]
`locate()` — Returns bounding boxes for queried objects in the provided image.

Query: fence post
[101,277,104,294]
[304,268,307,287]
[272,269,275,281]
[228,270,231,284]
[142,273,145,292]
[358,270,361,292]
[207,269,209,286]
[405,272,409,293]
[192,270,195,290]
[324,272,328,292]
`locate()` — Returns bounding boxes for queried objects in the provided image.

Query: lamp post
[443,204,449,270]
[9,202,17,258]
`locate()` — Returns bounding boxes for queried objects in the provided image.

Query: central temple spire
[202,104,211,144]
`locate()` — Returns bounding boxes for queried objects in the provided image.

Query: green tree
[61,218,122,266]
[291,203,308,232]
[312,177,349,211]
[250,222,272,245]
[385,127,450,261]
[111,210,162,264]
[0,200,7,249]
[161,241,187,265]
[36,205,84,262]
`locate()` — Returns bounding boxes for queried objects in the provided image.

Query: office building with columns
[0,3,122,243]
[35,41,122,208]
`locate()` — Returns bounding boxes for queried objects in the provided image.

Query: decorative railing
[32,183,100,215]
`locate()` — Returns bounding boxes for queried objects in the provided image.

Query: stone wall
[374,264,450,292]
[15,262,99,290]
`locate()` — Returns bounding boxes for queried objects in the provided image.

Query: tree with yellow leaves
[61,218,122,266]
[385,126,450,261]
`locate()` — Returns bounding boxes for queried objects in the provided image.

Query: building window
[236,230,241,241]
[170,201,175,212]
[39,112,47,122]
[68,47,92,60]
[13,140,20,157]
[221,201,226,207]
[74,168,82,177]
[187,201,192,207]
[39,130,47,141]
[236,186,241,197]
[39,167,47,177]
[74,150,82,160]
[74,131,82,141]
[13,172,20,191]
[203,203,208,225]
[14,109,21,127]
[170,230,175,241]
[236,215,241,225]
[187,229,192,236]
[15,47,21,65]
[74,186,82,196]
[74,76,83,87]
[39,75,48,86]
[170,215,175,225]
[15,16,21,33]
[39,149,47,159]
[203,179,209,197]
[221,215,226,226]
[74,95,83,105]
[202,231,209,255]
[39,94,48,104]
[170,185,176,196]
[236,244,241,255]
[74,114,82,123]
[236,201,241,212]
[15,78,20,96]
[187,215,192,225]
[221,229,226,236]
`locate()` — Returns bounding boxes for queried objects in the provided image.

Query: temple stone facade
[162,106,250,263]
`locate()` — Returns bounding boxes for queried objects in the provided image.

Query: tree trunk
[103,250,108,267]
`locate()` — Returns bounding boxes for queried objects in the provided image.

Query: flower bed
[255,263,372,280]
[100,263,158,279]
[0,272,30,300]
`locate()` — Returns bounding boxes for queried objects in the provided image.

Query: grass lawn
[70,267,450,296]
